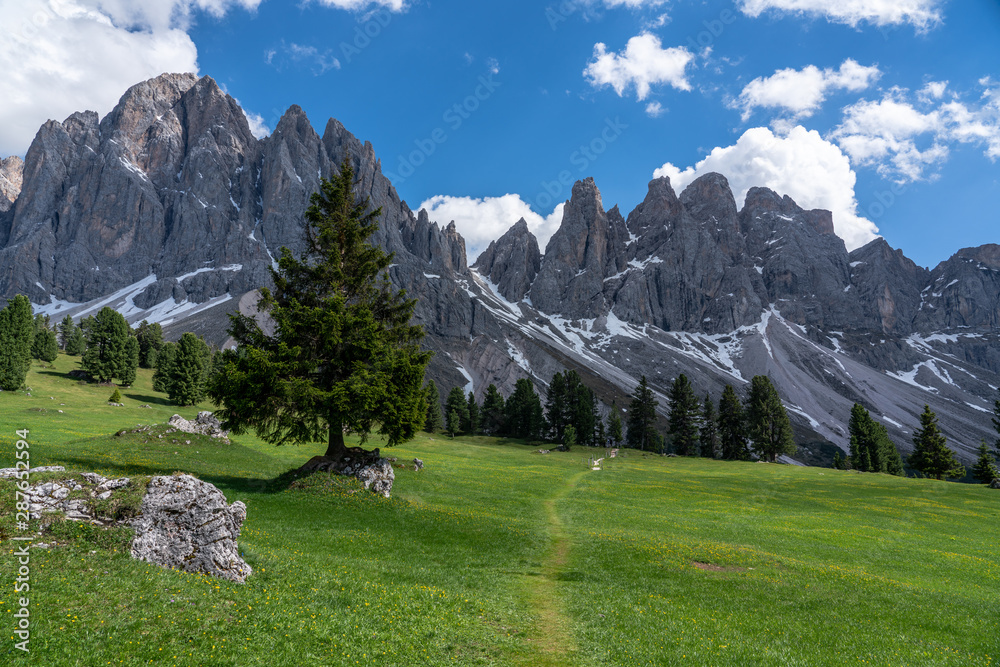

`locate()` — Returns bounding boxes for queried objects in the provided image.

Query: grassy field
[1,354,998,666]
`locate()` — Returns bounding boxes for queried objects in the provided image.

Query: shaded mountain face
[2,73,997,464]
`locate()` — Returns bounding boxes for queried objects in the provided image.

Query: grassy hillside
[1,355,998,666]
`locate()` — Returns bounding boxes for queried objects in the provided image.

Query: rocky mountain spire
[472,218,541,302]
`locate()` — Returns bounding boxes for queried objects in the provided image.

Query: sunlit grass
[0,353,997,665]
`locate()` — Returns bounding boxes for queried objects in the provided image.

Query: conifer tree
[746,375,796,462]
[626,376,659,450]
[908,405,966,480]
[848,403,902,474]
[65,319,86,356]
[447,409,460,438]
[423,380,442,433]
[207,159,431,460]
[971,440,999,484]
[82,307,130,383]
[135,320,164,369]
[153,342,177,394]
[833,451,843,470]
[667,374,701,455]
[32,328,59,363]
[563,424,577,450]
[119,336,140,388]
[467,391,480,436]
[596,418,607,447]
[446,387,470,435]
[168,333,208,406]
[700,394,720,458]
[608,403,624,448]
[718,384,748,460]
[481,384,506,435]
[108,388,123,404]
[58,315,76,350]
[504,378,544,440]
[545,371,569,443]
[568,373,599,446]
[0,295,35,391]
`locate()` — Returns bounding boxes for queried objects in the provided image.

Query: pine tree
[447,409,460,438]
[446,387,470,435]
[58,315,76,350]
[82,307,130,383]
[908,405,966,480]
[481,384,506,435]
[0,295,35,391]
[65,324,86,356]
[168,333,208,406]
[667,374,701,456]
[971,440,999,484]
[700,394,720,459]
[545,371,568,443]
[33,328,59,363]
[718,384,748,460]
[119,336,140,388]
[608,403,623,448]
[596,418,607,448]
[135,320,164,369]
[746,375,796,463]
[207,159,431,460]
[568,373,598,446]
[563,424,577,450]
[833,451,843,470]
[108,388,123,404]
[423,381,442,433]
[504,378,544,440]
[626,376,659,450]
[153,342,177,394]
[467,391,480,436]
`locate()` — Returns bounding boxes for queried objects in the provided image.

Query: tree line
[0,297,217,407]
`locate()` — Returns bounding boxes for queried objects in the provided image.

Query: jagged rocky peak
[473,218,541,302]
[848,237,927,334]
[916,243,1000,330]
[528,177,629,318]
[0,156,24,211]
[679,172,738,226]
[627,176,683,239]
[955,243,1000,269]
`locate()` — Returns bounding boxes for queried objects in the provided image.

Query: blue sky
[1,1,998,268]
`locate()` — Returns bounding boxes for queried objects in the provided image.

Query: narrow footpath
[516,469,589,666]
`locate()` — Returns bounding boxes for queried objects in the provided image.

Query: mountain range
[2,73,997,464]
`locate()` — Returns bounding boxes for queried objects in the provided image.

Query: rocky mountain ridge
[2,73,997,464]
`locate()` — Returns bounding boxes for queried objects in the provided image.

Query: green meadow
[1,354,998,666]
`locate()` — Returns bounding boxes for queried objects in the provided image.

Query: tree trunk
[325,422,348,460]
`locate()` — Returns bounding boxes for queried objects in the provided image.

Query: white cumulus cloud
[418,194,565,262]
[735,59,880,120]
[653,126,879,250]
[584,33,694,101]
[830,82,1000,181]
[737,0,943,30]
[312,0,407,10]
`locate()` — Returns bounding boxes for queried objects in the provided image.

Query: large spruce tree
[168,333,208,406]
[135,320,164,368]
[545,371,569,443]
[626,376,659,450]
[208,159,431,460]
[746,375,796,463]
[607,403,624,448]
[119,336,140,388]
[0,295,35,391]
[81,307,130,384]
[908,405,965,480]
[667,374,701,456]
[718,384,748,460]
[466,391,480,436]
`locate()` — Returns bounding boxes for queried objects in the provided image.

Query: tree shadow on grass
[123,393,174,407]
[47,453,309,497]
